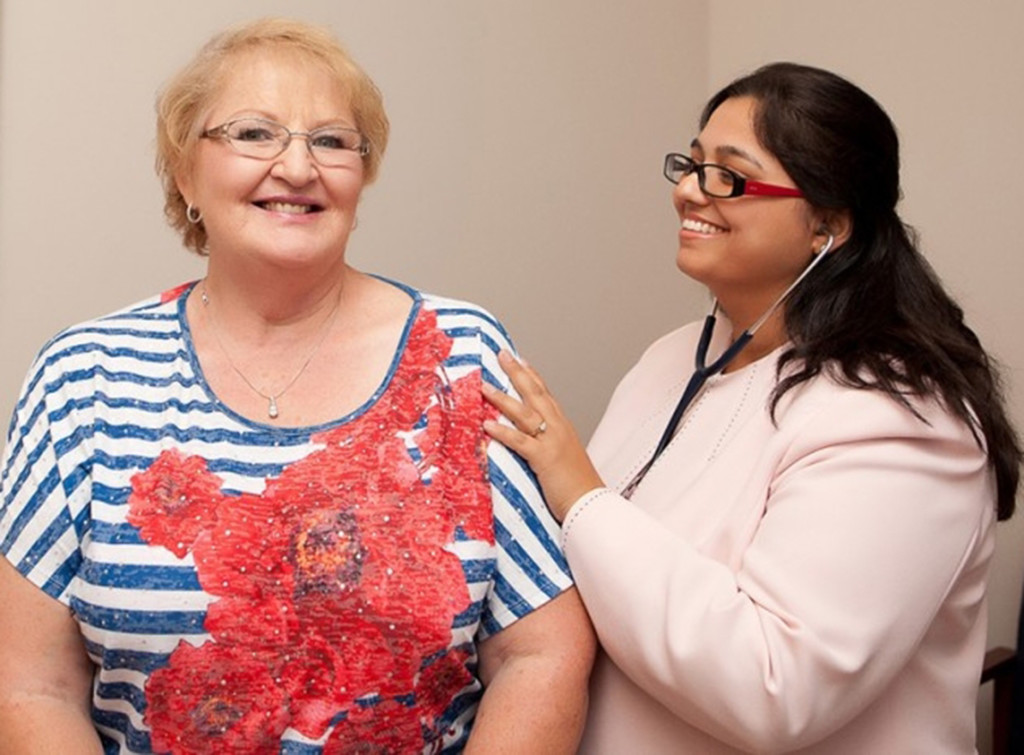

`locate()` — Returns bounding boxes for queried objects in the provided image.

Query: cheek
[195,155,266,205]
[741,205,815,247]
[329,173,365,207]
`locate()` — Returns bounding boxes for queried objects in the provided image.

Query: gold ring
[531,419,548,437]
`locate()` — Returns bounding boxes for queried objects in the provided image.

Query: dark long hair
[701,62,1020,520]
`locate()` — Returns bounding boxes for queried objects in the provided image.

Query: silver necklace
[200,281,340,420]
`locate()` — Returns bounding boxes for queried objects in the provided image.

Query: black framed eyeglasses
[663,153,803,199]
[202,117,369,167]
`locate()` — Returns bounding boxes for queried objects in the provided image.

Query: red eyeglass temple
[742,180,804,198]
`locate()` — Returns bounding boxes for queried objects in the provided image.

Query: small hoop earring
[186,203,202,224]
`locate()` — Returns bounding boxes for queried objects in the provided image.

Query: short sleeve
[0,346,90,603]
[475,317,574,638]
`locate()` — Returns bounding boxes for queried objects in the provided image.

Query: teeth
[682,218,724,234]
[263,201,314,214]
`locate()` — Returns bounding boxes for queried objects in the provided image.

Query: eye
[310,129,362,151]
[228,120,278,142]
[677,157,697,175]
[714,167,738,186]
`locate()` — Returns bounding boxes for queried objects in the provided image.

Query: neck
[720,306,788,373]
[201,257,353,332]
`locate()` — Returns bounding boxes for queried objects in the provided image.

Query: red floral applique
[323,698,427,755]
[129,311,496,753]
[146,641,290,755]
[278,634,360,736]
[415,647,475,723]
[160,281,195,304]
[191,491,298,600]
[127,449,222,558]
[203,595,300,649]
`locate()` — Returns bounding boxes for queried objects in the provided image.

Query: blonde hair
[155,17,389,255]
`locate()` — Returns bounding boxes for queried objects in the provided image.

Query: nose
[271,136,318,186]
[673,169,708,212]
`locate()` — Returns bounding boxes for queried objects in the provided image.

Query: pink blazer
[564,320,995,754]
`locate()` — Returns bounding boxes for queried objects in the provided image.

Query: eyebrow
[690,138,765,170]
[227,111,356,129]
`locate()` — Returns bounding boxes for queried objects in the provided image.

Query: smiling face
[176,48,365,273]
[673,96,826,322]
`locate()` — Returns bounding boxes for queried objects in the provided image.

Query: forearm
[0,557,103,754]
[466,653,588,754]
[0,696,103,754]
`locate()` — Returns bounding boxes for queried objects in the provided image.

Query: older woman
[0,18,593,754]
[485,62,1020,752]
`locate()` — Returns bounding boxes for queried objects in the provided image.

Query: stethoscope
[622,233,836,499]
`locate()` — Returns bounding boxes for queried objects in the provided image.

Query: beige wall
[706,2,1024,751]
[1,0,1020,750]
[0,0,705,438]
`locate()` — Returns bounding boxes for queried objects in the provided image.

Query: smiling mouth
[681,218,726,234]
[256,201,323,215]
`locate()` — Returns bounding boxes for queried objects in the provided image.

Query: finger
[497,350,540,393]
[481,381,546,436]
[516,357,551,393]
[483,418,536,458]
[481,380,524,416]
[497,350,550,404]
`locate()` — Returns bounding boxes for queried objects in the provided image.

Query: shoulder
[374,279,519,390]
[774,370,987,469]
[417,290,514,349]
[371,278,512,343]
[32,284,188,367]
[586,319,709,464]
[8,285,190,433]
[386,282,517,370]
[635,319,708,372]
[603,319,707,404]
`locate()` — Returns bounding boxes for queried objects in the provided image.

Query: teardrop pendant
[268,396,279,419]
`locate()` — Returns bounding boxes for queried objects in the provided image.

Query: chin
[675,250,705,281]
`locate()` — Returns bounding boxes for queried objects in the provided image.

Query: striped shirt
[0,279,572,754]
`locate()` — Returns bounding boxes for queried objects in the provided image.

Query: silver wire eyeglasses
[663,153,803,199]
[202,117,370,167]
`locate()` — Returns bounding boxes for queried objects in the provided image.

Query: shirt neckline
[176,277,423,435]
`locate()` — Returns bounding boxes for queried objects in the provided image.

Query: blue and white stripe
[0,279,572,754]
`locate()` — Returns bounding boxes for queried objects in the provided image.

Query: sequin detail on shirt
[126,311,495,753]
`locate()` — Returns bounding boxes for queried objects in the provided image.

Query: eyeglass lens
[664,154,739,198]
[220,118,365,166]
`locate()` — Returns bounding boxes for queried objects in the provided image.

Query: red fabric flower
[134,309,495,751]
[191,492,296,600]
[415,647,475,724]
[127,449,222,558]
[277,634,357,738]
[146,641,289,755]
[323,699,426,755]
[422,371,497,543]
[204,595,300,650]
[267,480,371,604]
[160,281,193,304]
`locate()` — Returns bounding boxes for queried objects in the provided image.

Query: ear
[813,209,853,254]
[174,167,194,207]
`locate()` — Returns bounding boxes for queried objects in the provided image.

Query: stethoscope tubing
[622,234,835,498]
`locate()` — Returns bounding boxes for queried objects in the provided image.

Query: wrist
[552,477,606,518]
